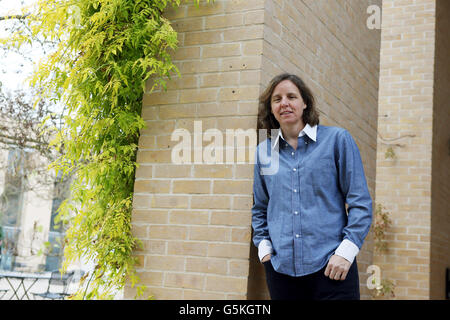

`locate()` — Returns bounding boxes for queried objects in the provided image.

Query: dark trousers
[263,259,360,300]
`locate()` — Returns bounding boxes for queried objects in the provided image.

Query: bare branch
[0,13,30,21]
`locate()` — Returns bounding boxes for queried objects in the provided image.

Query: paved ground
[0,275,124,300]
[0,277,77,300]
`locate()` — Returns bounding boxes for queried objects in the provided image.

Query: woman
[252,73,372,300]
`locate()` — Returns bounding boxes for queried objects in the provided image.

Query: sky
[0,0,42,92]
[0,0,64,116]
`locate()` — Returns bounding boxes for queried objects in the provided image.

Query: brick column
[374,0,437,299]
[125,0,265,299]
[430,0,450,300]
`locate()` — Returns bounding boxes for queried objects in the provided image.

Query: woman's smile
[280,110,294,117]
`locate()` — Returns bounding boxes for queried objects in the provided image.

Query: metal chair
[0,289,8,299]
[31,270,75,300]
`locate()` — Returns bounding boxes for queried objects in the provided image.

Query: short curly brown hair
[257,73,319,137]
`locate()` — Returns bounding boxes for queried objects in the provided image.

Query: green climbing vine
[1,0,210,299]
[373,203,392,254]
[372,117,417,298]
[371,203,395,298]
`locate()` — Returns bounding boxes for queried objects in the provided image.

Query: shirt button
[291,152,294,156]
[293,168,296,172]
[305,141,308,144]
[294,211,298,215]
[293,189,297,193]
[295,234,300,238]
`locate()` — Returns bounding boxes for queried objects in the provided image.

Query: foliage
[0,88,55,154]
[0,87,66,196]
[378,132,416,160]
[371,278,395,298]
[373,203,392,253]
[371,203,395,298]
[384,146,396,160]
[1,0,210,299]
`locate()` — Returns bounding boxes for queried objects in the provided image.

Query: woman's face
[270,80,307,128]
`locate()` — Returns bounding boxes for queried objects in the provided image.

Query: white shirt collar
[272,124,317,149]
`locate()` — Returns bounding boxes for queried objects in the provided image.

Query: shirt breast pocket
[304,158,336,189]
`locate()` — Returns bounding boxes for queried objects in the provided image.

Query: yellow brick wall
[430,0,450,300]
[247,0,381,300]
[127,0,382,300]
[125,0,265,299]
[374,0,436,300]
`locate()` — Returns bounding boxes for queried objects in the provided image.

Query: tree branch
[0,132,47,147]
[0,13,30,21]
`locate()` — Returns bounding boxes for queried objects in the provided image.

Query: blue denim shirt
[252,124,372,277]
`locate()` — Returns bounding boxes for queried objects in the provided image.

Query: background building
[375,0,450,300]
[0,146,67,272]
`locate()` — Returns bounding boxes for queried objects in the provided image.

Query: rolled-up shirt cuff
[334,239,359,264]
[258,239,273,262]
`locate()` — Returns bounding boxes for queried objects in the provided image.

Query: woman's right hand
[261,254,271,263]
